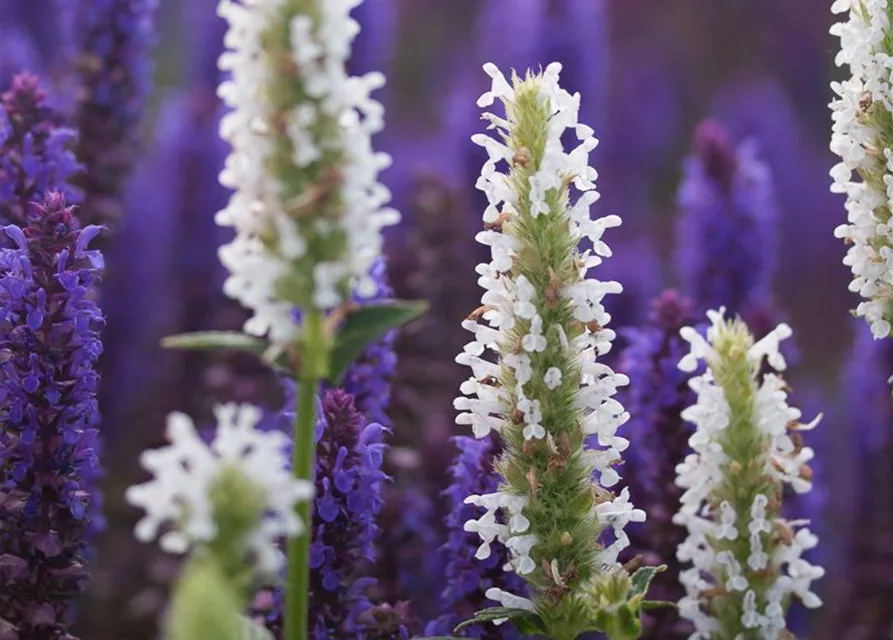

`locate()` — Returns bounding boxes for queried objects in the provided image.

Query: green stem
[285,310,327,640]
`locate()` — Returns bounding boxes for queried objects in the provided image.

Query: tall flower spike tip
[674,310,824,638]
[126,404,315,580]
[0,73,81,226]
[215,0,399,345]
[455,62,643,638]
[74,0,158,230]
[0,193,103,638]
[830,0,893,339]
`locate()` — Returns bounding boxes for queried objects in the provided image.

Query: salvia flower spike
[674,310,824,638]
[455,62,645,640]
[126,404,315,581]
[0,193,103,638]
[215,0,399,346]
[830,0,893,339]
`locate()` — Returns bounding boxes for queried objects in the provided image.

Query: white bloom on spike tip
[674,311,823,637]
[830,0,893,339]
[126,405,314,577]
[456,62,638,626]
[215,0,398,344]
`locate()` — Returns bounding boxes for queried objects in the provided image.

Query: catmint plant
[214,3,402,639]
[674,310,824,638]
[126,404,315,640]
[829,0,893,339]
[73,0,158,230]
[455,62,651,640]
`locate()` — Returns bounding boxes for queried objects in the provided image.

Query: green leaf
[162,331,269,356]
[328,300,427,384]
[628,564,666,599]
[238,616,275,640]
[453,607,546,634]
[641,600,677,611]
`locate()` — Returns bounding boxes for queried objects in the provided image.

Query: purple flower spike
[252,388,389,639]
[616,291,699,640]
[0,192,104,638]
[74,0,158,229]
[0,73,82,226]
[675,120,777,316]
[425,435,527,640]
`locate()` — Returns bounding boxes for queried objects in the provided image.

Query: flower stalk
[674,310,824,638]
[456,62,646,640]
[215,2,397,639]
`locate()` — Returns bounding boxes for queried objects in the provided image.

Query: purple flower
[0,73,82,226]
[675,120,777,316]
[309,389,389,638]
[0,25,40,91]
[73,0,157,229]
[252,387,389,639]
[616,291,699,640]
[425,435,527,640]
[0,192,104,638]
[819,326,893,638]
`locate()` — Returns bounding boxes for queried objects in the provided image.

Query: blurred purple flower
[372,481,442,622]
[818,326,893,639]
[74,0,157,229]
[0,193,104,638]
[425,435,527,640]
[616,290,698,640]
[675,119,776,316]
[0,73,82,226]
[348,0,398,79]
[0,25,40,91]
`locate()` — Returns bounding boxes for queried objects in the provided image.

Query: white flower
[126,405,314,577]
[216,0,399,343]
[674,314,823,635]
[455,62,638,605]
[830,0,893,339]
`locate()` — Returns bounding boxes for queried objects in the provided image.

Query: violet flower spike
[74,0,158,230]
[0,193,104,638]
[675,120,776,316]
[426,435,527,640]
[0,73,82,226]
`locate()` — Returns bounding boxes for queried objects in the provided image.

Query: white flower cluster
[456,63,642,604]
[674,310,824,637]
[126,405,315,577]
[215,0,398,344]
[830,0,893,339]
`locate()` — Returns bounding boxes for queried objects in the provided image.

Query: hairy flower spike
[830,0,893,339]
[126,404,314,581]
[455,63,643,640]
[215,0,399,344]
[74,0,158,229]
[0,193,103,638]
[674,310,824,638]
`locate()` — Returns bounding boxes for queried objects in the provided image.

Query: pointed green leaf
[162,331,269,356]
[453,607,546,634]
[328,300,427,384]
[629,564,666,599]
[641,600,678,611]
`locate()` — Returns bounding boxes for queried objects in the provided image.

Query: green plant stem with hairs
[285,310,328,640]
